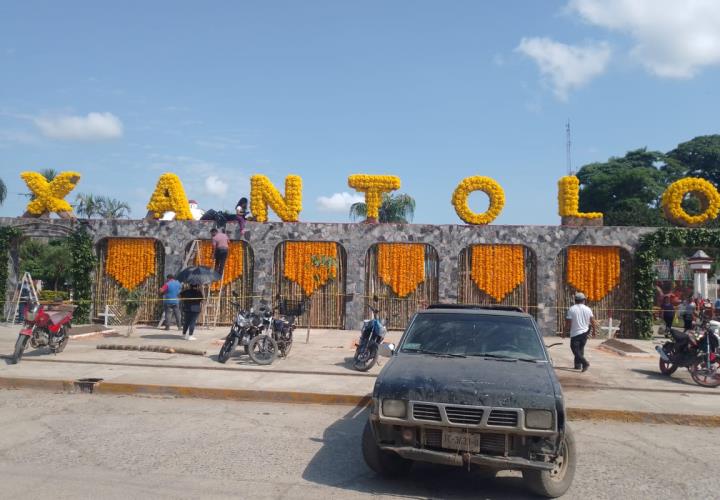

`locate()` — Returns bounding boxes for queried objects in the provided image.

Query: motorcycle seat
[669,329,688,342]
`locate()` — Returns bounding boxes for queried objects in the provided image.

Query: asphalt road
[0,390,714,499]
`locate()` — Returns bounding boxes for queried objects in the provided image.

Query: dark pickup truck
[362,306,575,498]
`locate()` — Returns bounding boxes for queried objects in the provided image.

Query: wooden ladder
[5,272,40,324]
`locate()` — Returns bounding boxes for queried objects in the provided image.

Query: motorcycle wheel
[248,334,278,365]
[689,357,720,388]
[11,335,30,364]
[353,343,378,372]
[659,357,678,375]
[52,326,70,354]
[217,335,238,364]
[279,331,293,358]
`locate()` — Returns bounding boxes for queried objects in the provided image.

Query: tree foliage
[349,193,416,223]
[75,193,131,219]
[20,239,73,291]
[0,177,6,206]
[576,135,720,226]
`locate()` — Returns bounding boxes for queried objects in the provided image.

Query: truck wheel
[524,424,576,498]
[361,421,411,478]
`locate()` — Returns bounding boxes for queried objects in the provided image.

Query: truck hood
[374,353,559,409]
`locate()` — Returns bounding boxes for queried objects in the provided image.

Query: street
[0,390,714,499]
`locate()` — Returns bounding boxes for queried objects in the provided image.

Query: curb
[1,375,718,427]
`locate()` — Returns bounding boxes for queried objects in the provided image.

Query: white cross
[98,304,116,327]
[600,317,619,339]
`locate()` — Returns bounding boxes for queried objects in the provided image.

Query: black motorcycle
[270,299,305,358]
[353,303,387,371]
[656,321,720,387]
[217,298,272,364]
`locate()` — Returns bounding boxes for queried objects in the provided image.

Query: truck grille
[423,428,443,448]
[487,409,519,427]
[480,433,507,455]
[413,403,442,422]
[445,406,484,425]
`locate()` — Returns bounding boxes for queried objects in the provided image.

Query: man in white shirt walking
[563,292,597,372]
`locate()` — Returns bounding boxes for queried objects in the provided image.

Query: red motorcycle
[10,302,76,364]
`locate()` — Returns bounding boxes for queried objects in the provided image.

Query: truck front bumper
[379,445,554,471]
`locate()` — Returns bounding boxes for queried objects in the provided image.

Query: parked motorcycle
[353,302,387,371]
[246,301,277,365]
[10,301,76,364]
[217,297,272,364]
[656,320,720,387]
[270,298,305,359]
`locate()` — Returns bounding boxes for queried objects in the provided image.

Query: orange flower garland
[194,240,244,290]
[567,246,620,301]
[377,243,425,297]
[105,238,157,290]
[470,245,525,301]
[283,241,337,295]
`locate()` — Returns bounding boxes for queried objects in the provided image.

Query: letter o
[661,177,720,227]
[452,176,505,225]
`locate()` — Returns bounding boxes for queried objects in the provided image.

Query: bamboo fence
[458,245,538,317]
[555,246,634,338]
[272,241,347,328]
[365,244,439,330]
[93,239,165,323]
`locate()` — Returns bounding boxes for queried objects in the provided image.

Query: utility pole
[566,120,573,175]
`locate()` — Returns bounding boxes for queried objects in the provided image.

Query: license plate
[442,430,481,453]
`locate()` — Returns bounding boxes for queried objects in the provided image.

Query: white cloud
[34,112,123,140]
[569,0,720,78]
[204,175,229,198]
[317,192,364,212]
[516,37,611,100]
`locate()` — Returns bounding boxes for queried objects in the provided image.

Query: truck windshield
[400,313,546,361]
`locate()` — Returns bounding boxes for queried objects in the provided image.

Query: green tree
[349,193,416,223]
[665,135,720,185]
[74,193,101,219]
[19,239,73,290]
[0,177,6,205]
[96,196,131,219]
[576,148,667,226]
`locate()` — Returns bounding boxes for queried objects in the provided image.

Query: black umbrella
[176,266,221,285]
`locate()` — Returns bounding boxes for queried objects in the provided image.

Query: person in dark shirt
[179,284,204,340]
[660,295,675,333]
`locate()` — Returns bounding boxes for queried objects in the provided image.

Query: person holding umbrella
[179,282,204,340]
[175,265,220,340]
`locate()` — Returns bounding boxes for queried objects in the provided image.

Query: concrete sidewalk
[1,324,717,425]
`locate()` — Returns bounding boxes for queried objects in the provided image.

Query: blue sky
[2,0,720,225]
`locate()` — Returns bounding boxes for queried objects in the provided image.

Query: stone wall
[0,217,655,335]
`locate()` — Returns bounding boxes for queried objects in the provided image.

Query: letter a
[146,173,193,220]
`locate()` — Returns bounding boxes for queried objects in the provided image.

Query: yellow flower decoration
[105,238,157,290]
[451,176,505,225]
[283,241,337,296]
[661,177,720,227]
[20,171,81,216]
[146,173,193,220]
[557,176,603,219]
[470,245,525,301]
[195,240,244,291]
[250,174,303,222]
[567,246,620,302]
[347,174,401,220]
[377,243,425,297]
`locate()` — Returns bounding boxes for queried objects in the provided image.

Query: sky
[2,0,720,225]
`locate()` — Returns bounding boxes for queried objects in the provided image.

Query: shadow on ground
[302,406,534,499]
[630,368,697,387]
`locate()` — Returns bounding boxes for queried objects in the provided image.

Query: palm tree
[349,193,416,223]
[0,177,6,206]
[96,196,131,219]
[74,193,101,219]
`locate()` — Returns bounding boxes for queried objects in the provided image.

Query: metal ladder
[5,272,40,324]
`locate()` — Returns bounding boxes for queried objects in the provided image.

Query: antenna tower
[566,120,573,175]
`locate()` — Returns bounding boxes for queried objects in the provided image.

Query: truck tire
[524,424,576,498]
[361,421,411,478]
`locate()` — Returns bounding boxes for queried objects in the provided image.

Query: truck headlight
[525,410,554,429]
[382,399,407,418]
